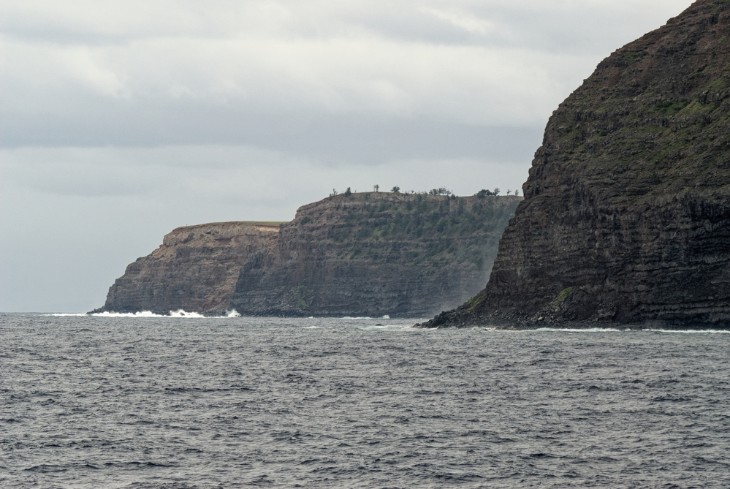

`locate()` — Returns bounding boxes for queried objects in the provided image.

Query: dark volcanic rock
[423,0,730,329]
[98,193,520,317]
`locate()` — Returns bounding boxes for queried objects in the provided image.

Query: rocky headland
[98,221,280,315]
[422,0,730,329]
[98,192,521,317]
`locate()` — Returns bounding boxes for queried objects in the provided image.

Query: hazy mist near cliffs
[0,1,691,312]
[98,193,521,317]
[423,0,730,328]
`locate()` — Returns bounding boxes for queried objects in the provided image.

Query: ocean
[1,313,729,488]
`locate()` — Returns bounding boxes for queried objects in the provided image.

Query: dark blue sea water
[1,313,729,488]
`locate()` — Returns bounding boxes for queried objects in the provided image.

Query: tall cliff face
[232,193,520,317]
[426,0,730,328]
[100,222,280,315]
[99,193,520,316]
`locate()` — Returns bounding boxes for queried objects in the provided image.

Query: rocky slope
[98,193,520,316]
[423,0,730,329]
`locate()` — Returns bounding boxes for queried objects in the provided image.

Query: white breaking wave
[340,315,392,320]
[168,310,205,318]
[358,323,416,332]
[533,327,730,334]
[534,327,623,333]
[91,310,187,318]
[88,309,240,319]
[46,311,164,318]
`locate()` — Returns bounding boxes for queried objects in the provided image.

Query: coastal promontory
[424,0,730,328]
[98,192,520,317]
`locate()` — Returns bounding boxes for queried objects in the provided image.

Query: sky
[0,0,692,312]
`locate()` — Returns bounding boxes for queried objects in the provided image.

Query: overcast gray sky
[0,0,692,312]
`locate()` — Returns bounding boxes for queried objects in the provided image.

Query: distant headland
[94,190,521,317]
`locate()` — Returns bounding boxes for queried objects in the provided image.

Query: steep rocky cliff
[99,222,280,315]
[424,0,730,329]
[99,193,520,316]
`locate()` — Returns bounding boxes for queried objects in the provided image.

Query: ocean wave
[85,309,242,319]
[358,323,418,332]
[341,315,391,320]
[89,310,201,318]
[647,329,730,334]
[533,327,623,333]
[533,327,730,334]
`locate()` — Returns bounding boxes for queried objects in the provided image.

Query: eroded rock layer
[99,193,520,316]
[425,0,730,328]
[100,222,280,315]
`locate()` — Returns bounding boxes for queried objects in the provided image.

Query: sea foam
[86,309,241,319]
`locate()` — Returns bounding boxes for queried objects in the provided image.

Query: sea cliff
[422,0,730,329]
[99,222,280,315]
[98,192,520,317]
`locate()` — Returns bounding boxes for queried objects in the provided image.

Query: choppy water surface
[1,314,729,488]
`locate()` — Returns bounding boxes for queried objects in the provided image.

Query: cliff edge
[423,0,730,328]
[98,193,520,317]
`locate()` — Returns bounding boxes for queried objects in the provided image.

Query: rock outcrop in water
[423,0,730,329]
[98,193,520,317]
